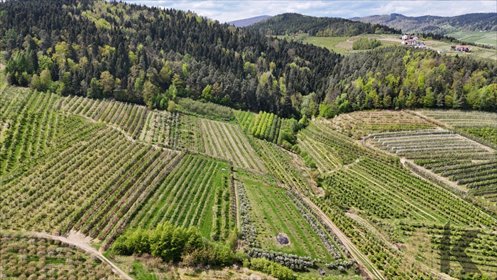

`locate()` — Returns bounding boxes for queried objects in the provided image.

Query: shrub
[352,38,382,50]
[245,258,297,280]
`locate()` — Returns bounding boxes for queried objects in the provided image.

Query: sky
[123,0,497,23]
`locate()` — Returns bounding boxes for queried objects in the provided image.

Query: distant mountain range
[229,15,271,27]
[353,13,497,34]
[245,13,399,36]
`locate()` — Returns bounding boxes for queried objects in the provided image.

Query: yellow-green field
[447,31,497,48]
[284,33,497,61]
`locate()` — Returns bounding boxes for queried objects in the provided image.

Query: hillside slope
[1,0,496,122]
[354,13,497,34]
[229,15,271,27]
[250,13,400,36]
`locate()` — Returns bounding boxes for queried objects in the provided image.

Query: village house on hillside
[401,34,426,49]
[452,45,471,52]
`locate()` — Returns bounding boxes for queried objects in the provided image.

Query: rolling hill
[2,1,497,279]
[354,13,497,33]
[229,15,271,27]
[249,13,400,36]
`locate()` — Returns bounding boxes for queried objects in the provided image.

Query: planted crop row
[322,157,497,227]
[399,221,497,278]
[61,95,149,138]
[0,90,101,178]
[369,130,497,200]
[139,110,179,148]
[250,138,313,195]
[329,110,434,139]
[199,118,266,172]
[129,154,232,239]
[176,114,205,152]
[313,196,433,279]
[211,171,235,241]
[72,145,181,249]
[0,232,118,279]
[0,127,179,245]
[237,111,282,143]
[418,110,497,128]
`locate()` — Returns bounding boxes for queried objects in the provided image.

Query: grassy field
[239,173,340,262]
[447,31,497,48]
[293,33,497,61]
[298,34,398,54]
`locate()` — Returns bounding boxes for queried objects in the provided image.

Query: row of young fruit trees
[4,87,497,279]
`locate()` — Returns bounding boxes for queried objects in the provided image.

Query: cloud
[123,0,497,22]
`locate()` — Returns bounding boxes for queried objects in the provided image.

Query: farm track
[346,211,400,252]
[300,196,385,280]
[400,158,468,194]
[30,231,131,280]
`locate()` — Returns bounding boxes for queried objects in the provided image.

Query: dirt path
[31,231,132,280]
[346,211,400,252]
[400,158,468,194]
[300,196,386,280]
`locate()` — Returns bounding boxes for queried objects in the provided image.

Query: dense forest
[1,0,496,120]
[249,13,400,36]
[0,0,338,118]
[322,47,497,116]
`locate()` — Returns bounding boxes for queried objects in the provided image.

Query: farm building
[452,45,471,52]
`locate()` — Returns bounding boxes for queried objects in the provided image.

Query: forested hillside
[323,47,497,116]
[0,0,338,118]
[229,15,271,27]
[249,13,400,36]
[1,0,496,121]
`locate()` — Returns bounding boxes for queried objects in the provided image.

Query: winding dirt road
[31,231,132,280]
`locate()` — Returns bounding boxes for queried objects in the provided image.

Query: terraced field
[3,78,497,280]
[368,129,497,201]
[418,109,497,148]
[61,96,149,138]
[328,110,434,139]
[0,232,119,279]
[417,110,497,128]
[129,154,233,239]
[199,118,266,172]
[323,156,496,227]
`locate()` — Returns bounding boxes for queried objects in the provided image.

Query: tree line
[1,0,496,121]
